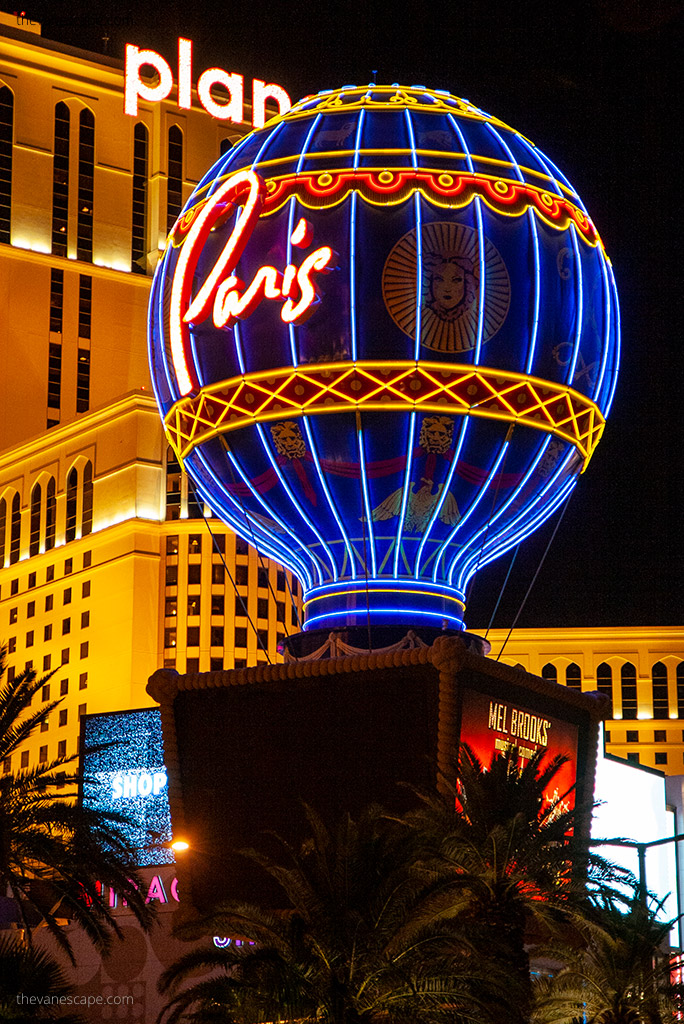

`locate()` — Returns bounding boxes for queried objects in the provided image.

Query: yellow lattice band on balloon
[163,361,605,471]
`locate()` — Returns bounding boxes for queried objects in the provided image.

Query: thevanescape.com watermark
[17,993,134,1007]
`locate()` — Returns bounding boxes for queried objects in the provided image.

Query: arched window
[677,663,684,720]
[45,477,56,551]
[0,496,6,567]
[541,663,557,683]
[29,483,41,557]
[82,461,93,536]
[52,102,70,256]
[166,445,181,521]
[596,662,613,713]
[621,662,637,721]
[0,85,14,245]
[65,467,78,542]
[77,108,94,262]
[652,662,669,720]
[167,125,183,234]
[131,122,148,273]
[566,663,581,690]
[9,492,20,564]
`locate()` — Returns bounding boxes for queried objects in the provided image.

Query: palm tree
[399,744,624,1024]
[157,803,512,1024]
[0,648,153,960]
[0,933,84,1022]
[531,894,683,1024]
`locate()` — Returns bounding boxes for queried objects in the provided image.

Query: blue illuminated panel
[81,708,173,867]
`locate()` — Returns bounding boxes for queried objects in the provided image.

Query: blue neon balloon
[148,85,619,631]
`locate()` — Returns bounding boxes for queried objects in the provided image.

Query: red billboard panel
[460,689,579,813]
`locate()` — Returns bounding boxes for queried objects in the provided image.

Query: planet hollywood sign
[124,37,292,129]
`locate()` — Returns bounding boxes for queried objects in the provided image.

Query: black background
[23,0,684,629]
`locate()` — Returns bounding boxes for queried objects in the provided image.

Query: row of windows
[0,463,93,566]
[542,659,684,719]
[0,552,91,601]
[6,641,90,663]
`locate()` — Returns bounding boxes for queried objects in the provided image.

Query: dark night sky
[23,0,684,630]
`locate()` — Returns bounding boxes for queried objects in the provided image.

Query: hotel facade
[0,13,682,776]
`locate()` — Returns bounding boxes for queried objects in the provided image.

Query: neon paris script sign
[125,37,291,128]
[170,168,336,396]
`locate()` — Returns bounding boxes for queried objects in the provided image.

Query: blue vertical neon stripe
[444,439,511,584]
[233,321,246,374]
[525,210,542,374]
[151,251,180,405]
[593,246,612,404]
[447,114,475,172]
[250,120,285,173]
[462,474,577,589]
[454,435,551,587]
[473,197,486,364]
[484,124,541,375]
[604,260,621,417]
[287,113,324,369]
[458,447,577,589]
[356,421,377,578]
[446,115,484,364]
[300,417,357,579]
[349,109,365,362]
[254,422,338,581]
[192,447,312,583]
[286,111,357,576]
[392,410,417,578]
[390,110,422,577]
[566,223,583,386]
[414,415,469,578]
[203,446,316,588]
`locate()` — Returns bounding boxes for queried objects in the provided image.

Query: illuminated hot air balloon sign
[149,85,619,634]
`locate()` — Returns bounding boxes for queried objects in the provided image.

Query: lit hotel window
[621,663,638,720]
[0,495,6,567]
[0,85,13,245]
[131,122,148,273]
[652,662,669,719]
[52,102,70,256]
[29,482,41,557]
[167,124,183,235]
[77,108,94,262]
[9,492,19,565]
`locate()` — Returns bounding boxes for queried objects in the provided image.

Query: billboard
[460,688,579,811]
[81,708,174,868]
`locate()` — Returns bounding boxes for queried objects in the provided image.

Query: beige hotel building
[0,13,682,776]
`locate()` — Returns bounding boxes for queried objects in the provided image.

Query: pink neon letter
[124,44,173,116]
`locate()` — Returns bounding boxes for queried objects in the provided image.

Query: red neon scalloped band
[163,361,605,470]
[170,168,600,249]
